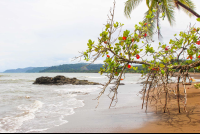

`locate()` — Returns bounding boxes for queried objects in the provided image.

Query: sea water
[0,73,143,133]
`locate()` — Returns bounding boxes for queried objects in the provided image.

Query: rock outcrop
[33,75,102,85]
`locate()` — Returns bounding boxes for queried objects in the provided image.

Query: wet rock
[33,75,102,85]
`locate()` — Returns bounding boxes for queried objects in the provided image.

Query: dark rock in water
[33,75,102,85]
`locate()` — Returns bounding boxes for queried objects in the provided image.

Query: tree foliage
[124,0,197,39]
[75,0,200,113]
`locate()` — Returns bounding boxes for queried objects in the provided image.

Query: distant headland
[2,63,144,73]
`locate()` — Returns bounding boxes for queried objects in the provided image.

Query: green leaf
[133,67,138,70]
[142,64,147,68]
[123,30,130,37]
[197,18,200,22]
[161,70,165,75]
[159,64,165,68]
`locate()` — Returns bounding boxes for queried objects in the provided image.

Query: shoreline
[43,73,200,133]
[119,73,200,133]
[44,83,155,133]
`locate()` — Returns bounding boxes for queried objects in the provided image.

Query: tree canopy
[75,0,200,113]
[124,0,197,39]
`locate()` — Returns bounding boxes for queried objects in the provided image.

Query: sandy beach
[121,73,200,133]
[43,73,200,133]
[44,83,156,133]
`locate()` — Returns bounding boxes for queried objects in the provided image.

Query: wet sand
[44,73,200,133]
[120,73,200,133]
[44,84,156,133]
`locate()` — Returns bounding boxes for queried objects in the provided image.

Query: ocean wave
[0,73,126,133]
[0,79,34,83]
[0,75,10,77]
[18,99,85,132]
[26,128,49,133]
[53,85,102,95]
[18,100,43,113]
[87,76,107,79]
[0,100,43,133]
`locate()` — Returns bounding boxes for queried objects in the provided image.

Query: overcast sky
[0,0,200,72]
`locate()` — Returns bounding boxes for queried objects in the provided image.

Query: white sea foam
[0,100,43,133]
[26,128,49,133]
[17,98,84,132]
[17,100,43,113]
[53,85,102,95]
[0,73,142,133]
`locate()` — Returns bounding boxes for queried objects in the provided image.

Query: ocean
[0,73,144,133]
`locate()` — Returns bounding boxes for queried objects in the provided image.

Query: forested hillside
[3,67,35,73]
[3,60,199,73]
[26,67,49,73]
[39,63,104,73]
[39,63,150,73]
